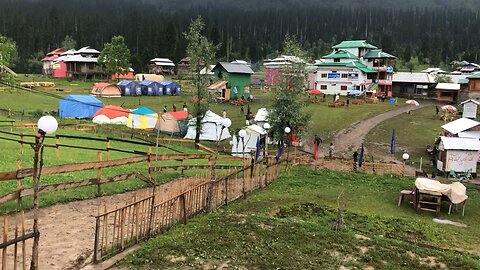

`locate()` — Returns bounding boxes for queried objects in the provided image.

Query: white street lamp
[402,153,410,162]
[284,127,291,168]
[284,127,291,134]
[31,115,58,269]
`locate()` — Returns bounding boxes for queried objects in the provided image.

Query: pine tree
[184,17,218,148]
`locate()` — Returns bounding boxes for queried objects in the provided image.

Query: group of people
[313,134,334,160]
[163,103,188,113]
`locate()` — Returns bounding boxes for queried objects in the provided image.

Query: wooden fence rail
[93,156,286,262]
[0,214,33,270]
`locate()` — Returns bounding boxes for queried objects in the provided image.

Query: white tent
[231,124,267,157]
[184,110,231,141]
[92,115,128,125]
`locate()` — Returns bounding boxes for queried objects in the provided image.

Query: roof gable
[332,40,378,49]
[214,62,254,74]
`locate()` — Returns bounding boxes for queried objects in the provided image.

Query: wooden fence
[93,156,286,262]
[0,213,33,270]
[314,159,405,175]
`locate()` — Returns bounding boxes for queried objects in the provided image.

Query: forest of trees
[1,0,480,73]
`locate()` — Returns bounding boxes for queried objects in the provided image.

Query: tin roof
[214,62,254,74]
[441,118,480,134]
[436,83,460,90]
[363,49,396,59]
[392,72,436,84]
[332,40,378,49]
[440,136,480,151]
[322,50,358,59]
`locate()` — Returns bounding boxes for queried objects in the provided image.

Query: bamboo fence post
[55,135,60,159]
[93,212,100,263]
[106,139,110,160]
[2,216,7,270]
[20,211,25,270]
[97,152,102,195]
[19,133,23,155]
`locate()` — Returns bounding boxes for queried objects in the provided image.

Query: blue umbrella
[347,90,363,95]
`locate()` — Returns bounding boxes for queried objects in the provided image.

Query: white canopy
[184,110,231,141]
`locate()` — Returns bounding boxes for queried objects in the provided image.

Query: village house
[435,83,460,103]
[148,58,175,75]
[64,46,104,80]
[313,40,395,96]
[392,72,436,98]
[437,136,480,176]
[264,55,304,86]
[212,62,254,99]
[41,48,64,75]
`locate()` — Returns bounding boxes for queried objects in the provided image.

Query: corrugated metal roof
[63,55,98,63]
[332,40,378,49]
[436,83,460,90]
[441,118,480,134]
[392,72,435,83]
[150,58,174,63]
[363,49,396,59]
[322,50,358,59]
[440,136,480,151]
[467,72,480,79]
[215,62,254,74]
[75,46,100,55]
[458,78,469,84]
[208,80,228,90]
[458,131,480,139]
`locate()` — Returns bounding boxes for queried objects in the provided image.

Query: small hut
[437,136,480,175]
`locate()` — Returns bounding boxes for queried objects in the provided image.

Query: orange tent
[93,105,130,125]
[91,83,122,97]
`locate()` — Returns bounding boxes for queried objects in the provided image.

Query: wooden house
[148,58,175,75]
[436,83,460,103]
[212,62,254,99]
[64,47,104,80]
[208,80,229,101]
[392,72,436,98]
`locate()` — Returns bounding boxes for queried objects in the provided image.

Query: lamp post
[238,129,247,197]
[263,123,270,185]
[402,152,410,176]
[212,118,231,179]
[31,116,58,270]
[284,127,291,169]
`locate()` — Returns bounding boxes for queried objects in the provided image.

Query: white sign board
[446,150,478,173]
[463,102,478,119]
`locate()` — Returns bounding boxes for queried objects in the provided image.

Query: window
[320,85,327,90]
[341,74,348,79]
[321,73,327,78]
[340,86,348,91]
[440,92,453,97]
[334,58,340,62]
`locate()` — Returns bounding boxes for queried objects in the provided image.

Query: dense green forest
[1,0,479,73]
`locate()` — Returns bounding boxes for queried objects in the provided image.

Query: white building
[313,40,395,96]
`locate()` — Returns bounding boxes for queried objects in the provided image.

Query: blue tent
[159,81,176,96]
[58,95,103,119]
[140,80,161,96]
[117,80,138,96]
[170,82,182,95]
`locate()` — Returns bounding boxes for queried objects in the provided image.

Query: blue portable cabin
[58,95,103,119]
[117,80,138,96]
[171,82,182,95]
[140,80,161,96]
[159,81,176,96]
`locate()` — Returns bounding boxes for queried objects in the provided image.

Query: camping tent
[184,110,231,141]
[126,106,158,129]
[140,80,162,96]
[170,82,181,95]
[134,74,164,82]
[91,83,121,97]
[159,81,177,95]
[254,108,269,126]
[92,105,129,125]
[117,80,139,96]
[231,124,267,157]
[155,111,191,136]
[58,95,103,119]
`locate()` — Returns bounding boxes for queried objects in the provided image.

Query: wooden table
[416,188,442,216]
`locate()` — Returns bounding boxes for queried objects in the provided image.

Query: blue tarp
[140,80,161,96]
[117,80,139,96]
[58,95,103,119]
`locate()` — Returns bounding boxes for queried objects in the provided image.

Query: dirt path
[4,188,153,270]
[332,104,433,158]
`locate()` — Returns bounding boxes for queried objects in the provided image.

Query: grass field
[121,168,480,269]
[365,107,444,166]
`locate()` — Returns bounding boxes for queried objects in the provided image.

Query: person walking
[314,134,322,160]
[435,105,439,116]
[329,142,334,159]
[353,151,359,171]
[222,109,227,118]
[346,99,350,108]
[183,102,188,113]
[240,105,245,115]
[163,105,167,113]
[172,103,177,112]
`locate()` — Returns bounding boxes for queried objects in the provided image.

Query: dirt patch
[258,222,273,230]
[166,255,187,263]
[407,251,447,269]
[358,246,369,254]
[326,250,356,263]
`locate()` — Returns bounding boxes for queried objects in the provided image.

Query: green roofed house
[213,62,254,99]
[313,40,396,96]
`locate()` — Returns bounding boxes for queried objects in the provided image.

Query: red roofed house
[41,48,64,75]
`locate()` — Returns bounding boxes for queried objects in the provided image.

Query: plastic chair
[448,170,457,180]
